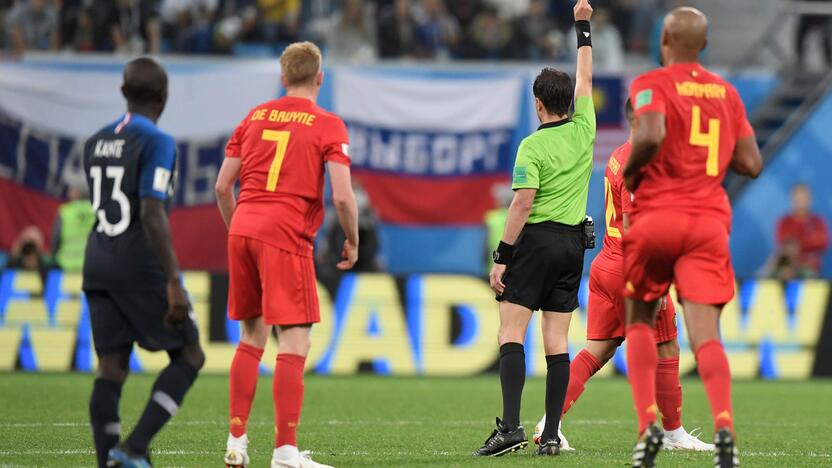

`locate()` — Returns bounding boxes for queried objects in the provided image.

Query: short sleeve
[630,74,666,117]
[573,95,596,133]
[225,118,248,158]
[731,87,755,139]
[139,132,177,200]
[511,139,540,190]
[323,116,351,165]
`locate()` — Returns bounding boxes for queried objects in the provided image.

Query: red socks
[274,354,306,448]
[626,323,659,434]
[695,340,734,432]
[656,357,682,431]
[229,342,264,437]
[562,349,602,416]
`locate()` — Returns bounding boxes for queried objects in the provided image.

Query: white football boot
[663,427,715,451]
[532,414,574,451]
[224,433,250,467]
[271,445,333,468]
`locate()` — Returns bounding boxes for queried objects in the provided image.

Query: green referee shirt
[511,95,596,225]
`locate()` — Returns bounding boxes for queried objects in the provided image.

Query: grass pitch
[0,373,830,467]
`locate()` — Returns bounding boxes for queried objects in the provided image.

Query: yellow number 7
[262,129,291,191]
[689,105,721,177]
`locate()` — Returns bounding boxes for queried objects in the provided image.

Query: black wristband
[493,241,514,265]
[575,20,592,49]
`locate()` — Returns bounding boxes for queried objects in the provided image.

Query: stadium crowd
[0,0,661,64]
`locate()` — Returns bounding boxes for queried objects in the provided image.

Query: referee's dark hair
[533,68,574,117]
[625,97,634,125]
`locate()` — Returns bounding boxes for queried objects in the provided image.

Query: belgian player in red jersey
[214,42,359,468]
[621,8,762,468]
[532,100,712,452]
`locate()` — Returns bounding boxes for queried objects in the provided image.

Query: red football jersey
[595,141,633,274]
[629,63,754,228]
[225,96,350,257]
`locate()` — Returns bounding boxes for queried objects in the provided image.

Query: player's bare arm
[141,198,189,325]
[624,111,665,191]
[573,0,593,100]
[731,135,763,178]
[328,161,359,270]
[489,188,536,295]
[215,157,242,229]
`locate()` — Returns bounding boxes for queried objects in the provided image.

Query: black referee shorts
[85,288,200,355]
[500,221,586,312]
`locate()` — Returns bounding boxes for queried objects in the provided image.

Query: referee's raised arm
[574,0,593,100]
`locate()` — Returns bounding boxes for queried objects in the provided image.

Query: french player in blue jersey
[83,57,205,468]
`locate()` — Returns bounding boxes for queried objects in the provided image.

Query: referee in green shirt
[474,0,596,457]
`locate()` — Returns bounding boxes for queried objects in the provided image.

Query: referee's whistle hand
[489,264,507,295]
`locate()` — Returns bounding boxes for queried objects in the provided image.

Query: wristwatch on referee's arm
[492,241,514,265]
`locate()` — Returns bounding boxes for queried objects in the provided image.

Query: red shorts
[227,235,320,325]
[586,259,677,343]
[623,211,735,305]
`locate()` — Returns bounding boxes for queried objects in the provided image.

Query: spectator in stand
[413,0,460,60]
[772,184,829,279]
[568,6,623,69]
[487,0,527,20]
[90,0,160,53]
[444,0,482,31]
[72,6,96,51]
[796,0,832,68]
[326,0,377,63]
[50,179,95,272]
[4,0,60,53]
[462,4,512,60]
[377,0,418,58]
[212,0,258,53]
[257,0,300,45]
[8,226,52,286]
[507,0,564,61]
[160,0,218,53]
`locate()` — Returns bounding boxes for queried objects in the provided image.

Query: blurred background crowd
[0,0,677,66]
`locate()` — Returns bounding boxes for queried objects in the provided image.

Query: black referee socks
[499,342,526,431]
[541,353,571,443]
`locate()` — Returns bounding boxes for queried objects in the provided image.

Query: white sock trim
[274,444,300,460]
[103,422,121,435]
[152,390,179,416]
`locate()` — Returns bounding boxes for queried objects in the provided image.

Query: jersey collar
[538,118,571,131]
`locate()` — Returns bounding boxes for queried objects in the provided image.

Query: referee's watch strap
[575,20,592,49]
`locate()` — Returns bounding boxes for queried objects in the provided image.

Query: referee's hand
[489,264,507,295]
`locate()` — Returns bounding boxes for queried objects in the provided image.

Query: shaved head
[121,57,168,118]
[661,6,708,64]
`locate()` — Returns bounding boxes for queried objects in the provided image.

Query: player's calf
[124,347,203,457]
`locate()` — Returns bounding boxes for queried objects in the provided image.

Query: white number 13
[90,166,131,237]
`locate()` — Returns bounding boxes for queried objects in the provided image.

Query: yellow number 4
[262,129,291,191]
[689,105,721,177]
[603,176,621,238]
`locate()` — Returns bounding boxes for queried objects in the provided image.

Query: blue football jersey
[82,113,177,291]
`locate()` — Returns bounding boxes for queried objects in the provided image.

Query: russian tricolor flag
[334,69,528,275]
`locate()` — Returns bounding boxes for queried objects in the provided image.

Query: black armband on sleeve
[575,20,592,49]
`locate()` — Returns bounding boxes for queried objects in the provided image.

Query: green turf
[0,373,831,467]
